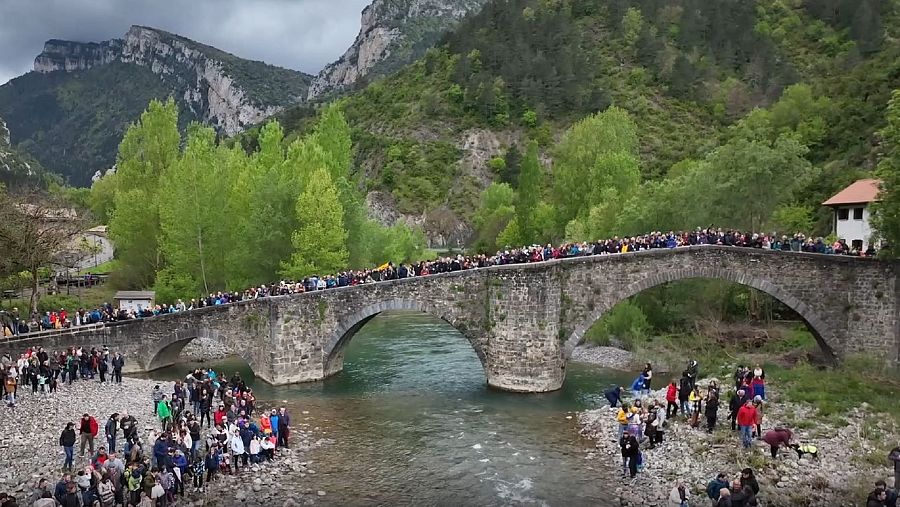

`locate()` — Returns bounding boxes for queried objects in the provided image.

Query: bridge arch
[562,266,838,361]
[323,298,488,378]
[145,328,257,374]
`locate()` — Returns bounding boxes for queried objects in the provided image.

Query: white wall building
[114,291,155,313]
[822,178,880,251]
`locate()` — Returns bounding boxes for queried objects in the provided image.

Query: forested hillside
[262,0,897,246]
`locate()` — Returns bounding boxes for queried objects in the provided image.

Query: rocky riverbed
[570,344,635,369]
[0,376,333,506]
[180,337,230,362]
[577,379,899,507]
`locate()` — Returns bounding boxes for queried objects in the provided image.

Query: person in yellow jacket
[688,388,703,428]
[616,403,630,439]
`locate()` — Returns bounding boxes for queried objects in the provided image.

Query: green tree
[472,182,516,252]
[772,205,814,235]
[157,125,230,296]
[515,141,542,244]
[315,104,352,181]
[621,8,645,52]
[872,90,900,257]
[701,134,811,230]
[281,168,348,279]
[108,98,180,288]
[226,121,289,286]
[552,107,640,233]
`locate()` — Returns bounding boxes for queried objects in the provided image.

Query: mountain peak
[308,0,488,100]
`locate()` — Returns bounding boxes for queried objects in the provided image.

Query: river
[144,312,631,506]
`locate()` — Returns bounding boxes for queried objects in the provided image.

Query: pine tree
[280,168,348,279]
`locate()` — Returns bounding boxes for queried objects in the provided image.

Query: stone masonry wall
[2,246,897,392]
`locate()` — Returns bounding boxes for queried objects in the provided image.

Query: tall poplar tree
[108,98,180,288]
[313,105,368,265]
[515,141,541,244]
[157,125,229,296]
[281,167,348,279]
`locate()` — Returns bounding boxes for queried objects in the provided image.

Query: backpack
[61,492,81,507]
[97,481,115,507]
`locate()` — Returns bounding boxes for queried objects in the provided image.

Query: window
[837,208,849,220]
[852,240,863,250]
[853,207,864,220]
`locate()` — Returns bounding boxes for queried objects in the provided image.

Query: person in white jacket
[668,479,691,507]
[230,429,245,470]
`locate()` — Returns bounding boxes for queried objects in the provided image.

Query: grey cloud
[0,0,370,84]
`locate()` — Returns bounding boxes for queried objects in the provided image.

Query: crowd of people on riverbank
[2,347,125,407]
[0,345,295,507]
[2,227,876,338]
[603,359,900,506]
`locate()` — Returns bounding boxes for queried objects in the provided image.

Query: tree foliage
[94,100,428,301]
[873,90,900,257]
[280,168,348,279]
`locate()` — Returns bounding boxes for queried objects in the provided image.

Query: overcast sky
[0,0,372,85]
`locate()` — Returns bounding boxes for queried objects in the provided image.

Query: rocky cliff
[34,39,122,73]
[0,115,41,187]
[308,0,487,99]
[31,26,311,135]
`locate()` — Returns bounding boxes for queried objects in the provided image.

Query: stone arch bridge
[3,246,898,393]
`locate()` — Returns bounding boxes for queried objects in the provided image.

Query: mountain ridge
[0,25,313,185]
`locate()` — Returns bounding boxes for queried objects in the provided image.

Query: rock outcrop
[34,39,122,73]
[0,115,39,185]
[308,0,488,99]
[31,26,311,135]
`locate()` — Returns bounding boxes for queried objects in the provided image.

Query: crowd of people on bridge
[1,226,877,339]
[602,359,899,506]
[0,344,295,507]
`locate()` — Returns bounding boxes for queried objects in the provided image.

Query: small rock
[317,490,326,497]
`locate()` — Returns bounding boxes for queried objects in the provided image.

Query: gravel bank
[179,337,230,362]
[0,376,332,506]
[570,345,635,369]
[577,379,898,506]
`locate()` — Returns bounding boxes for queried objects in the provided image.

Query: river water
[146,312,630,506]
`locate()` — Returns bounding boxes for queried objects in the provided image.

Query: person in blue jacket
[631,375,645,400]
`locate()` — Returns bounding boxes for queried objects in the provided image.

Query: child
[249,436,261,464]
[191,453,206,493]
[261,436,275,461]
[220,452,232,475]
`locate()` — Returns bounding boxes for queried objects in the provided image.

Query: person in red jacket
[213,404,227,427]
[736,401,757,449]
[79,413,99,457]
[763,428,793,458]
[665,381,679,418]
